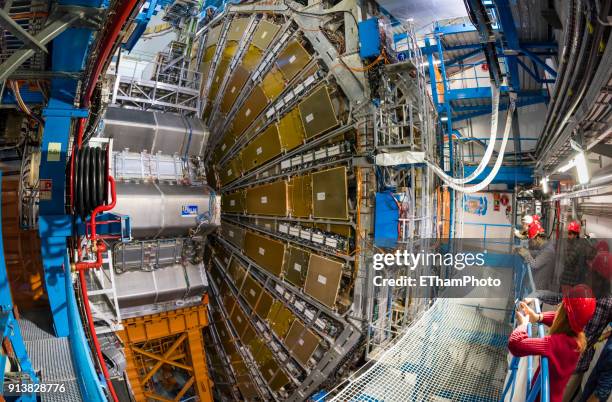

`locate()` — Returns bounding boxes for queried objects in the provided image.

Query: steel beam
[0,8,48,53]
[0,13,79,82]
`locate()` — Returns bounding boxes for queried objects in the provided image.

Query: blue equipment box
[358,18,381,59]
[374,192,399,248]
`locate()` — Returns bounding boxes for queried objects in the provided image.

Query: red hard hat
[532,215,541,222]
[527,221,545,239]
[568,220,581,234]
[595,240,609,253]
[562,285,596,334]
[591,251,612,280]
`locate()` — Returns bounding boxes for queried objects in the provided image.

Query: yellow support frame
[118,300,214,402]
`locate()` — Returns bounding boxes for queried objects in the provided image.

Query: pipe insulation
[426,96,516,193]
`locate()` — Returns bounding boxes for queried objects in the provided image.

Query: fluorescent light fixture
[440,116,448,122]
[574,151,589,184]
[557,159,575,173]
[541,176,549,194]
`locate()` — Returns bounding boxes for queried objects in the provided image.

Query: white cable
[427,97,516,194]
[428,84,501,184]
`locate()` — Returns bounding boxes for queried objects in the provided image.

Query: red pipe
[74,241,106,271]
[82,0,139,108]
[78,269,119,402]
[89,176,117,242]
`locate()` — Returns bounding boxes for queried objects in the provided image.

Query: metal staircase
[18,312,83,401]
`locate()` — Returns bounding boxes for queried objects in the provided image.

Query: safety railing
[64,251,108,402]
[500,261,550,402]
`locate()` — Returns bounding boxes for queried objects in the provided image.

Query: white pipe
[429,84,501,184]
[427,99,516,194]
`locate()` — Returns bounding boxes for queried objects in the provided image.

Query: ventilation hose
[427,96,516,194]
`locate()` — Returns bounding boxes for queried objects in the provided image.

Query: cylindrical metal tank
[114,262,208,318]
[113,181,220,239]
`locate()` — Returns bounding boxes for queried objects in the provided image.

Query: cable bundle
[72,145,108,218]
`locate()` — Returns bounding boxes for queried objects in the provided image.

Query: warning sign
[39,179,52,200]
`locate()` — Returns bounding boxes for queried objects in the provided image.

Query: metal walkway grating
[19,316,83,401]
[326,299,511,402]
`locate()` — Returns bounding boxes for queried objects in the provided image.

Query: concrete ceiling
[376,0,468,29]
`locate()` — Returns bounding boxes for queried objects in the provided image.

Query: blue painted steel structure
[0,173,39,402]
[64,251,107,402]
[38,0,102,337]
[412,1,556,240]
[123,0,175,51]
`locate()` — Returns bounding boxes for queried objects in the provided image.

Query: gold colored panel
[221,222,245,249]
[230,86,268,139]
[244,231,286,276]
[222,191,245,214]
[267,300,295,338]
[261,359,280,383]
[246,181,288,216]
[277,108,305,151]
[241,125,282,172]
[223,294,236,317]
[253,344,274,367]
[209,263,224,289]
[214,132,234,163]
[254,218,276,232]
[298,85,339,139]
[203,45,216,63]
[284,320,320,365]
[219,156,242,186]
[229,304,248,337]
[269,371,290,392]
[255,290,273,319]
[314,223,352,237]
[237,381,259,399]
[221,66,250,114]
[228,259,247,288]
[283,246,310,288]
[311,166,348,219]
[289,174,312,218]
[252,20,280,50]
[241,45,264,71]
[205,24,222,47]
[276,40,311,81]
[241,274,262,309]
[304,254,343,308]
[240,322,256,344]
[227,18,250,41]
[261,67,285,100]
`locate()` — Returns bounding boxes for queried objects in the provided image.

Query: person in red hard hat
[518,220,556,291]
[508,285,597,402]
[561,220,597,288]
[568,220,581,240]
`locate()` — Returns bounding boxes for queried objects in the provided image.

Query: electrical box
[358,18,381,59]
[374,192,399,247]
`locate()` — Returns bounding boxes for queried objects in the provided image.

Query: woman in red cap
[508,285,597,402]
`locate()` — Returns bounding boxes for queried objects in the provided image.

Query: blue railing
[500,261,550,402]
[64,252,108,402]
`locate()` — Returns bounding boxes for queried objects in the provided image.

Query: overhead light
[574,151,590,184]
[440,116,448,122]
[541,176,549,194]
[557,159,575,173]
